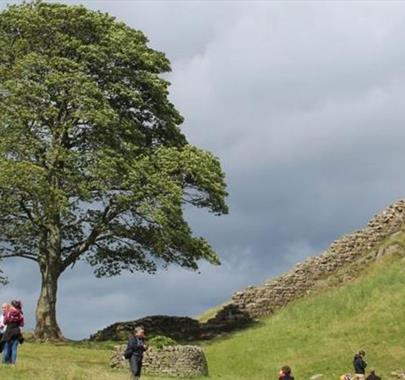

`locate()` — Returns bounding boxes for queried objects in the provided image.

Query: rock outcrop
[90,309,252,342]
[391,371,405,379]
[90,315,201,341]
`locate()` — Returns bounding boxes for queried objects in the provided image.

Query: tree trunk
[34,262,64,341]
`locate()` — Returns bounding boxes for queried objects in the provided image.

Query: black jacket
[1,323,23,343]
[279,375,294,380]
[353,354,367,374]
[366,374,381,380]
[125,336,146,359]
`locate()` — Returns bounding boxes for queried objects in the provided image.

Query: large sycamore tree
[0,2,228,340]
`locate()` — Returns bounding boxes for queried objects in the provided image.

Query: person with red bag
[1,300,24,365]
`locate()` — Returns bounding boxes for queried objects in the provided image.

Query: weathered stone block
[111,344,208,378]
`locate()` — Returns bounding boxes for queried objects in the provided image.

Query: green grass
[203,252,405,379]
[2,244,405,379]
[197,304,227,323]
[0,341,181,380]
[0,341,127,380]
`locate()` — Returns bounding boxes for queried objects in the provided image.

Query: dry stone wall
[91,310,252,342]
[90,315,201,341]
[111,344,208,378]
[228,200,405,319]
[93,200,405,344]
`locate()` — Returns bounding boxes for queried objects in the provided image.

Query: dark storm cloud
[1,1,405,338]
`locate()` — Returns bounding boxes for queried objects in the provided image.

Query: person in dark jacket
[2,300,24,365]
[353,350,367,380]
[125,326,148,380]
[366,370,381,380]
[278,365,295,380]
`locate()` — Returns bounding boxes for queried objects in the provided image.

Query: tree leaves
[0,1,228,278]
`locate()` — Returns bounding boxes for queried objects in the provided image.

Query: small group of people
[123,330,382,380]
[124,326,148,380]
[279,350,382,380]
[0,300,24,365]
[341,350,381,380]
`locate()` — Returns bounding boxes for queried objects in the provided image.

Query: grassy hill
[2,234,405,379]
[204,247,405,379]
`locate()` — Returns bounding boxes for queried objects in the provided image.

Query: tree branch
[0,251,38,263]
[61,203,121,269]
[15,188,50,232]
[19,199,43,229]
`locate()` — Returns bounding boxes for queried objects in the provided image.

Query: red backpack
[6,309,24,325]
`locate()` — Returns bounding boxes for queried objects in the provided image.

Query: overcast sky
[1,0,405,339]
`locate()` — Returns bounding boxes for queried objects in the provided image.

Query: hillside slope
[5,203,405,380]
[202,232,405,379]
[206,200,405,328]
[5,243,405,380]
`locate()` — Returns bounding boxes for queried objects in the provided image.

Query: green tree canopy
[0,1,228,340]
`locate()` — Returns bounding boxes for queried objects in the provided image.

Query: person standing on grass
[1,300,24,365]
[0,303,10,352]
[353,350,367,380]
[278,365,295,380]
[124,326,148,380]
[0,303,10,337]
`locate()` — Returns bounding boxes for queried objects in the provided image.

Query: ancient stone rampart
[228,200,405,318]
[90,315,201,341]
[92,200,405,344]
[90,310,252,342]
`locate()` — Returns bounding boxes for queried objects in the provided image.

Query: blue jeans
[2,338,19,364]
